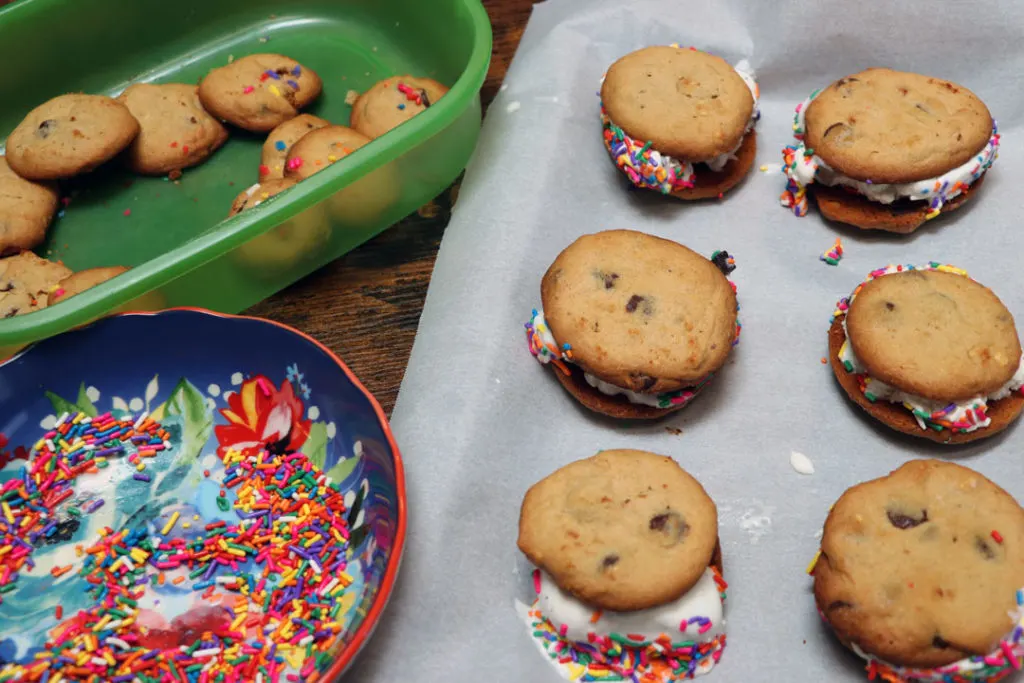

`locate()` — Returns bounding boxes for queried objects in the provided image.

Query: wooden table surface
[247,0,540,415]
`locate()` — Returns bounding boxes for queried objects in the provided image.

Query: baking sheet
[346,0,1024,680]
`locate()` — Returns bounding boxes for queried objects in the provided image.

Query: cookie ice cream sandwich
[810,460,1024,682]
[517,450,727,681]
[781,68,998,233]
[829,263,1024,443]
[525,230,740,419]
[600,46,759,199]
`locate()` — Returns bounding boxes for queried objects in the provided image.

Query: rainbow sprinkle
[820,238,843,266]
[601,105,695,194]
[525,567,729,681]
[0,410,354,683]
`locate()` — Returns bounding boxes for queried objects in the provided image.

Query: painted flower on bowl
[214,375,311,455]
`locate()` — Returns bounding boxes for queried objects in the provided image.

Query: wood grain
[245,0,541,415]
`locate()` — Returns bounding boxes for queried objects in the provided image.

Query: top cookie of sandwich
[518,449,718,612]
[541,230,736,393]
[601,46,754,161]
[804,68,993,184]
[846,269,1020,400]
[5,94,140,180]
[198,54,322,132]
[815,459,1024,668]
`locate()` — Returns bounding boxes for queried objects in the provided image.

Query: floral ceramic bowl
[0,309,405,681]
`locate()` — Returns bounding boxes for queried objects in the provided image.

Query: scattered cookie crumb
[417,201,441,219]
[664,427,682,436]
[820,357,827,364]
[506,101,521,113]
[259,36,269,43]
[228,54,234,63]
[820,237,843,266]
[345,89,360,105]
[790,451,815,475]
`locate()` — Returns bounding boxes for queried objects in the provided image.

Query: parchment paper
[347,1,1024,680]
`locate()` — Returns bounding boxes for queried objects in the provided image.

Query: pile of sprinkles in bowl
[0,409,354,683]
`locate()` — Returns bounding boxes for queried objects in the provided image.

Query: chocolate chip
[887,508,928,529]
[419,89,432,108]
[711,250,736,275]
[600,554,619,570]
[594,271,619,289]
[975,536,997,560]
[836,77,860,86]
[625,295,645,313]
[932,635,950,649]
[629,373,658,391]
[885,302,895,310]
[648,511,689,546]
[828,600,853,611]
[36,119,56,138]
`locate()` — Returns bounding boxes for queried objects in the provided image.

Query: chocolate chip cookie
[518,449,719,611]
[781,68,997,232]
[260,114,330,180]
[600,46,759,199]
[526,230,740,419]
[117,83,228,175]
[829,263,1024,443]
[5,94,140,180]
[813,460,1024,670]
[0,156,59,254]
[283,125,371,180]
[349,75,449,140]
[47,266,129,306]
[0,251,72,318]
[198,54,322,132]
[229,178,330,272]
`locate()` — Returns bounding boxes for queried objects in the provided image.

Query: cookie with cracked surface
[533,230,738,418]
[198,54,322,132]
[830,265,1024,443]
[813,459,1024,669]
[259,114,330,180]
[805,68,992,184]
[599,46,759,199]
[349,75,448,140]
[847,268,1019,399]
[518,449,718,611]
[602,46,754,162]
[117,83,228,175]
[0,251,71,319]
[5,94,140,180]
[0,156,59,254]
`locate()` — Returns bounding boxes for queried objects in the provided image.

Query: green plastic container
[0,0,491,349]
